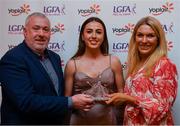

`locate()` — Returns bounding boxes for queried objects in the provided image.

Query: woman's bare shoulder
[110,55,121,64]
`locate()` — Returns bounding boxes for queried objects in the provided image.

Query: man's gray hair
[25,12,50,26]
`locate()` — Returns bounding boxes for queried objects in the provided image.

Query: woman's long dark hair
[72,17,109,59]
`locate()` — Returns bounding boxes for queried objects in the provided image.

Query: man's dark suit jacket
[0,41,68,124]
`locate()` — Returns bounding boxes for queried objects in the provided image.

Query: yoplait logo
[112,23,135,36]
[61,59,65,67]
[51,23,65,35]
[78,4,100,17]
[162,2,174,13]
[149,2,174,16]
[122,61,127,70]
[167,41,173,51]
[8,4,31,16]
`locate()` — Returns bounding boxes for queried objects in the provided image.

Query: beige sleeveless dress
[70,56,119,125]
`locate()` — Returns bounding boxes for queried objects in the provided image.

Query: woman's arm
[111,55,125,92]
[64,59,75,96]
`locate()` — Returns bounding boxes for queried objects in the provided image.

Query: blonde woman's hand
[105,93,126,106]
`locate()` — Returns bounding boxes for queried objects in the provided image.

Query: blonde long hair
[127,16,167,77]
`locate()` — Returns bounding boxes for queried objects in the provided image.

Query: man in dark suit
[0,12,93,125]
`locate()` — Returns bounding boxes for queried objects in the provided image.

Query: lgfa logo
[149,2,174,16]
[8,24,24,34]
[43,4,65,16]
[78,4,100,17]
[113,4,136,16]
[8,44,17,50]
[112,42,129,53]
[48,41,65,53]
[162,22,174,34]
[51,23,65,35]
[8,4,31,16]
[112,23,135,36]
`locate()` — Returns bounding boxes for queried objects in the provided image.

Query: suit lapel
[22,42,58,95]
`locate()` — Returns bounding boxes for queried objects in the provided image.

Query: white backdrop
[0,0,180,124]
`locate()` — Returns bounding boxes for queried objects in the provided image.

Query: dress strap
[109,54,111,67]
[73,59,77,72]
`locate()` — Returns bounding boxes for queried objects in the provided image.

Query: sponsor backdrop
[0,0,180,124]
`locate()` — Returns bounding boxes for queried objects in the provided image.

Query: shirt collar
[37,49,49,61]
[23,40,49,60]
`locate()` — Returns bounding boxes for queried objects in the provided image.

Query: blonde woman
[106,16,178,125]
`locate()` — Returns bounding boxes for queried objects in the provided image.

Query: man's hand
[72,94,94,111]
